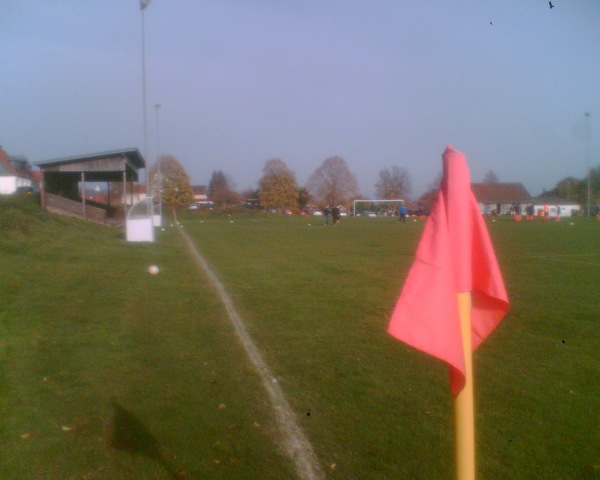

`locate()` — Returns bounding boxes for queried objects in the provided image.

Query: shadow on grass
[110,400,188,479]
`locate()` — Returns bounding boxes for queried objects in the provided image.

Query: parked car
[189,201,215,210]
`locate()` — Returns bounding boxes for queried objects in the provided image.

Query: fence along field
[1,197,598,479]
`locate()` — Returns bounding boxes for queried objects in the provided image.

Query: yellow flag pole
[455,292,475,480]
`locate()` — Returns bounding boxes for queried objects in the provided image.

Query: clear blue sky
[2,1,599,198]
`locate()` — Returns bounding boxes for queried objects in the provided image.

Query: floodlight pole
[155,103,162,223]
[141,1,149,211]
[585,112,591,217]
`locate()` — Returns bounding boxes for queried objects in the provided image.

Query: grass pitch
[1,197,598,479]
[183,212,599,480]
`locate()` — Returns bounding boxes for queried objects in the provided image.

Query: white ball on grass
[148,265,159,275]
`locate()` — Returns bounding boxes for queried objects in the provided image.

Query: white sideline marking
[179,229,324,480]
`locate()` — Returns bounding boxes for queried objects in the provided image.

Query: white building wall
[534,204,580,217]
[16,177,32,189]
[0,176,17,194]
[478,202,529,215]
[0,176,32,194]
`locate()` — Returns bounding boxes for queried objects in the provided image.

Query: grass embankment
[1,197,599,479]
[0,196,294,479]
[182,211,599,480]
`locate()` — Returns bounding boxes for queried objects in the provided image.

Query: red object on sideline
[388,146,509,396]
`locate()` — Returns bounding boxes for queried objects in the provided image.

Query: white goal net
[352,199,404,217]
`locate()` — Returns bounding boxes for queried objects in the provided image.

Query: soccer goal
[352,199,404,217]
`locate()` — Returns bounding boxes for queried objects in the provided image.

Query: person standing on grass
[526,204,534,220]
[399,204,407,223]
[544,203,549,220]
[332,206,341,224]
[323,206,331,225]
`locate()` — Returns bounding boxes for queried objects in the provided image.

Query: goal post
[352,199,404,217]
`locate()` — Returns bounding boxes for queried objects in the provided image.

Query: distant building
[0,146,35,194]
[471,183,532,215]
[532,195,581,218]
[123,184,148,205]
[470,182,581,217]
[191,185,208,202]
[244,197,260,208]
[188,185,215,208]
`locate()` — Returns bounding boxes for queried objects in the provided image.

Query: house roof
[0,146,32,179]
[191,185,207,195]
[127,184,148,194]
[471,183,531,203]
[35,148,145,170]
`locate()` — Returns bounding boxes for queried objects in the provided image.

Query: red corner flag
[388,145,509,396]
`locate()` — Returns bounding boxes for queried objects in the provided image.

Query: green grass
[0,197,295,479]
[1,198,599,479]
[181,212,600,480]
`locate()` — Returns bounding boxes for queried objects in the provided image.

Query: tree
[549,166,600,208]
[417,171,442,211]
[208,170,227,198]
[483,170,499,183]
[306,156,359,207]
[258,159,299,212]
[208,170,239,207]
[590,165,600,206]
[551,177,583,202]
[375,166,412,200]
[149,155,193,208]
[297,187,310,210]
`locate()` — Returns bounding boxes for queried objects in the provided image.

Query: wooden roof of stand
[35,148,145,182]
